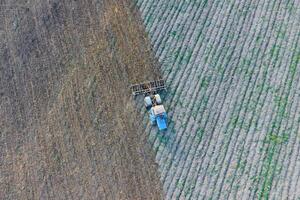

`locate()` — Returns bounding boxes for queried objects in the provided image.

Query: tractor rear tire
[144,96,152,109]
[155,94,162,105]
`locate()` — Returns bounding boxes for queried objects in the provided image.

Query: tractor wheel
[144,96,152,109]
[154,94,162,105]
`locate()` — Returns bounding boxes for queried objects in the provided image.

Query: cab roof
[153,105,166,115]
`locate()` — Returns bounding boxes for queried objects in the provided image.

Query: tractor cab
[151,105,167,131]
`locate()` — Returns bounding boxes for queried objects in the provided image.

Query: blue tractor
[131,79,167,131]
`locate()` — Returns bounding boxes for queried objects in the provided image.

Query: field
[2,0,300,199]
[0,0,163,199]
[135,0,300,199]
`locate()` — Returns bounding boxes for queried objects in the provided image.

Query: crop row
[136,0,300,199]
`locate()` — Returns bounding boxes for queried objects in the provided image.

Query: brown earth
[0,0,163,199]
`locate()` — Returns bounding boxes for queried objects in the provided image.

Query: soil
[0,0,163,199]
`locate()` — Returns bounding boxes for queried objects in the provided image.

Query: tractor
[130,79,167,131]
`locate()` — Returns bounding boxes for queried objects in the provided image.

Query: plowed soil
[0,0,163,199]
